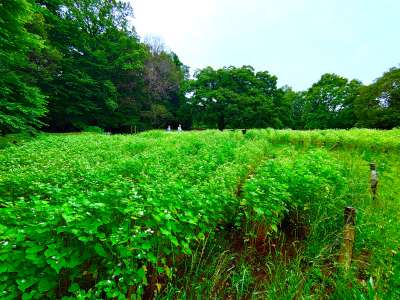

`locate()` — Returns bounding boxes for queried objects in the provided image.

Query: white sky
[129,0,400,90]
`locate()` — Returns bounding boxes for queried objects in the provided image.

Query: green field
[1,129,399,299]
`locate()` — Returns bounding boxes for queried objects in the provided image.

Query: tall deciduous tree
[31,0,149,131]
[186,66,285,130]
[142,37,189,129]
[302,74,361,129]
[281,87,306,129]
[0,0,47,134]
[27,2,187,132]
[355,67,400,129]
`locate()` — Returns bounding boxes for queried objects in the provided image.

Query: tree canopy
[186,66,288,130]
[355,67,400,129]
[1,0,188,134]
[301,74,361,129]
[0,1,399,134]
[0,0,47,134]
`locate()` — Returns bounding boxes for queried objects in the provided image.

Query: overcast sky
[129,0,400,90]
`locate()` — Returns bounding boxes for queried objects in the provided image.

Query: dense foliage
[186,66,288,130]
[186,67,400,130]
[0,131,266,298]
[32,0,189,132]
[1,1,399,134]
[355,67,400,129]
[1,0,187,134]
[0,0,47,134]
[241,149,346,233]
[1,129,399,298]
[301,74,361,129]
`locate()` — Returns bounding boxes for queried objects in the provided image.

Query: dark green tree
[27,2,187,132]
[280,87,307,129]
[355,67,400,129]
[302,74,361,129]
[30,0,149,132]
[186,66,284,130]
[0,0,47,134]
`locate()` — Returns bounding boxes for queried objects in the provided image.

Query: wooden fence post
[339,206,356,271]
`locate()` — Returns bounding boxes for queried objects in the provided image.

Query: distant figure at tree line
[177,124,183,132]
[166,125,171,132]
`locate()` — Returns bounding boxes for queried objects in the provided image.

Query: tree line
[1,0,189,135]
[1,0,399,135]
[187,66,400,130]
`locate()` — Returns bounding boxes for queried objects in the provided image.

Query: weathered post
[370,162,378,200]
[339,206,356,271]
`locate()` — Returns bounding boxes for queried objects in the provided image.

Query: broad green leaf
[94,244,107,257]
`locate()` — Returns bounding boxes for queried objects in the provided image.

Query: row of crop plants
[1,131,267,298]
[248,128,400,152]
